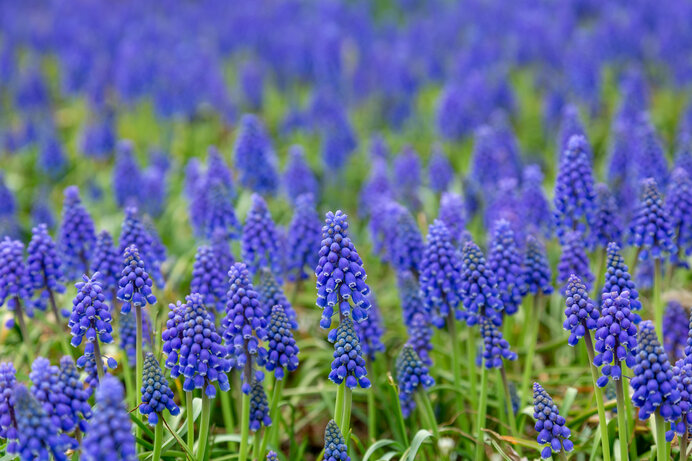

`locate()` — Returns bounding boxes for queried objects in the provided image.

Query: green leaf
[401,429,433,461]
[362,439,403,461]
[560,387,578,416]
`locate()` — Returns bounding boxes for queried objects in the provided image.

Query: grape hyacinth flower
[56,356,91,432]
[0,237,35,338]
[428,145,453,193]
[562,275,599,347]
[249,378,271,431]
[58,186,96,278]
[460,240,503,326]
[234,114,279,196]
[419,220,464,328]
[672,357,692,446]
[118,207,164,287]
[206,146,236,200]
[31,192,55,230]
[487,220,525,316]
[557,231,593,293]
[116,245,157,315]
[90,231,121,301]
[523,235,554,296]
[26,224,65,318]
[408,312,433,366]
[359,157,392,218]
[190,245,227,316]
[242,194,283,280]
[479,317,517,368]
[204,178,241,240]
[323,420,350,461]
[602,242,641,312]
[628,178,676,262]
[438,192,466,246]
[591,183,623,248]
[286,193,321,281]
[283,145,318,204]
[533,383,574,459]
[140,352,180,425]
[396,344,435,417]
[0,362,18,454]
[257,268,297,329]
[393,146,422,212]
[113,140,142,208]
[663,301,689,362]
[29,357,61,428]
[390,208,424,275]
[259,305,299,380]
[328,316,371,389]
[521,165,552,237]
[266,451,278,461]
[397,270,427,328]
[557,104,587,160]
[211,228,235,274]
[82,376,136,461]
[354,294,385,362]
[315,210,371,328]
[634,115,669,188]
[665,168,692,266]
[119,310,151,366]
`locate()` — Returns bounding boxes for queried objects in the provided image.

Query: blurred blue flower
[242,194,283,281]
[523,235,553,296]
[663,301,688,362]
[557,231,593,293]
[591,183,623,248]
[628,178,676,262]
[487,220,525,316]
[428,145,453,193]
[283,145,319,205]
[286,194,321,282]
[234,114,279,196]
[396,344,434,417]
[190,245,227,316]
[354,294,385,362]
[113,140,142,209]
[90,231,120,300]
[438,192,467,246]
[118,207,164,287]
[58,186,96,278]
[666,168,692,266]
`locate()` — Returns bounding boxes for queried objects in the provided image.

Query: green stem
[92,339,105,380]
[253,429,261,461]
[614,378,629,461]
[152,420,163,461]
[681,423,688,461]
[655,412,667,461]
[583,332,611,461]
[447,311,465,412]
[592,247,607,301]
[47,286,72,358]
[520,292,541,410]
[197,393,212,461]
[654,259,663,340]
[418,390,439,439]
[220,389,236,450]
[499,366,521,457]
[136,306,144,442]
[334,382,345,429]
[186,391,195,452]
[474,366,490,460]
[122,357,135,409]
[558,450,569,461]
[367,383,376,442]
[239,391,251,461]
[14,297,32,360]
[260,376,284,458]
[342,387,353,437]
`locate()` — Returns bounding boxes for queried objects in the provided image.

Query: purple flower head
[553,135,596,242]
[82,376,136,461]
[523,235,553,295]
[672,357,692,436]
[328,316,370,389]
[90,231,120,300]
[211,228,235,274]
[438,192,467,246]
[315,210,371,328]
[59,186,96,278]
[354,294,385,362]
[628,178,676,261]
[286,194,321,282]
[140,166,168,218]
[257,268,297,329]
[368,200,403,261]
[390,208,424,275]
[0,237,34,316]
[266,451,278,461]
[419,220,464,328]
[397,271,427,328]
[602,243,641,312]
[396,344,435,418]
[663,302,688,362]
[80,113,116,160]
[359,158,392,218]
[557,231,593,293]
[393,146,422,212]
[113,140,142,209]
[39,133,67,178]
[480,316,517,368]
[258,305,299,380]
[323,420,350,461]
[557,104,587,160]
[29,357,62,429]
[162,301,186,377]
[14,384,72,461]
[460,240,502,327]
[608,120,637,212]
[116,245,157,315]
[68,272,113,355]
[56,356,91,433]
[593,291,640,387]
[204,178,241,240]
[487,220,525,316]
[31,192,55,231]
[283,145,319,205]
[470,121,522,192]
[118,207,164,287]
[206,146,236,200]
[184,159,202,200]
[533,383,574,458]
[428,145,453,193]
[240,60,264,111]
[0,362,18,454]
[78,354,117,396]
[140,352,180,425]
[249,378,271,431]
[631,321,682,430]
[591,183,623,248]
[27,224,65,309]
[635,115,669,188]
[521,165,552,237]
[665,168,692,266]
[234,114,279,196]
[407,312,433,366]
[242,194,283,281]
[190,245,227,316]
[119,310,151,367]
[485,178,523,239]
[562,275,599,347]
[223,264,267,393]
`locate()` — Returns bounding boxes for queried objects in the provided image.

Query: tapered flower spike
[634,115,669,188]
[283,145,319,205]
[485,178,523,240]
[69,272,114,361]
[27,224,65,313]
[257,268,297,328]
[407,312,433,366]
[359,157,393,218]
[390,208,424,275]
[663,301,688,361]
[487,220,525,316]
[665,168,692,266]
[190,245,227,316]
[397,271,427,328]
[562,275,599,347]
[29,357,61,427]
[113,140,142,208]
[557,104,587,160]
[161,301,186,378]
[328,316,371,389]
[0,237,35,320]
[286,193,321,282]
[460,240,503,326]
[242,194,283,280]
[119,310,152,366]
[204,178,241,240]
[78,354,117,396]
[206,145,236,200]
[393,146,422,212]
[628,178,676,261]
[14,384,73,461]
[58,186,96,278]
[258,305,299,380]
[56,356,91,432]
[368,200,404,262]
[521,165,552,237]
[82,376,137,461]
[479,316,517,368]
[118,207,164,287]
[591,183,623,248]
[323,419,350,461]
[523,235,554,295]
[234,114,279,196]
[116,245,157,314]
[210,228,235,274]
[396,344,435,417]
[438,192,467,245]
[354,294,385,362]
[140,352,180,425]
[428,145,453,193]
[602,242,641,311]
[533,383,574,458]
[0,362,18,455]
[315,210,371,328]
[249,378,272,431]
[90,231,120,300]
[557,231,593,293]
[419,220,464,328]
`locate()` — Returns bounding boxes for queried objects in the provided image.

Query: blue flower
[257,268,297,329]
[665,168,692,266]
[359,158,392,218]
[485,179,523,239]
[140,352,180,425]
[593,291,639,387]
[460,240,502,326]
[0,362,18,454]
[562,275,599,347]
[141,166,167,218]
[602,242,641,312]
[354,294,385,362]
[487,220,525,316]
[557,231,593,293]
[557,104,587,160]
[249,378,272,431]
[634,115,669,189]
[393,146,422,212]
[206,146,236,200]
[69,273,114,361]
[119,310,151,366]
[266,451,278,461]
[242,194,283,281]
[283,145,319,205]
[533,382,574,459]
[116,245,157,315]
[204,178,241,240]
[31,192,55,230]
[234,114,279,196]
[210,228,235,274]
[77,354,118,396]
[521,165,552,237]
[258,305,299,380]
[90,231,121,300]
[82,376,136,461]
[591,183,623,248]
[286,194,322,282]
[190,245,227,316]
[663,302,688,362]
[628,178,676,262]
[113,140,143,209]
[480,316,517,368]
[162,302,186,378]
[328,316,370,389]
[672,357,692,436]
[118,207,164,287]
[368,200,403,261]
[323,420,350,461]
[419,220,464,328]
[396,344,435,418]
[56,356,91,433]
[407,312,433,366]
[390,208,424,275]
[0,237,35,318]
[315,210,371,328]
[397,271,427,328]
[58,186,96,278]
[39,133,67,178]
[428,145,453,193]
[438,192,467,246]
[27,224,65,312]
[523,235,553,295]
[29,357,62,429]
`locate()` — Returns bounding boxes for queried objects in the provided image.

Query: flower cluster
[249,378,271,431]
[56,356,92,432]
[523,235,554,295]
[257,268,297,328]
[397,271,427,328]
[591,183,623,248]
[315,210,371,328]
[438,192,466,245]
[0,237,34,316]
[118,207,164,286]
[286,193,321,281]
[628,178,676,261]
[393,146,421,212]
[390,208,424,275]
[68,273,114,358]
[78,354,117,395]
[29,357,62,428]
[162,301,186,376]
[234,114,279,196]
[562,275,599,347]
[58,186,96,278]
[27,224,65,312]
[479,317,517,368]
[354,294,385,361]
[140,352,180,425]
[666,168,692,265]
[204,178,242,240]
[241,194,283,279]
[116,245,157,314]
[210,228,235,274]
[408,312,433,366]
[0,362,18,454]
[428,146,453,193]
[557,231,593,292]
[259,305,300,379]
[533,382,574,459]
[663,302,689,361]
[396,344,435,417]
[602,242,641,312]
[521,165,552,237]
[460,240,502,326]
[190,245,227,315]
[283,145,319,204]
[487,220,525,316]
[323,419,350,461]
[90,231,121,299]
[328,316,370,389]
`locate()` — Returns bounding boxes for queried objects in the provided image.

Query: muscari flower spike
[397,270,427,328]
[204,178,241,240]
[666,168,692,265]
[557,231,593,293]
[354,294,385,362]
[315,210,371,328]
[428,145,453,193]
[562,275,599,347]
[328,316,370,389]
[58,186,96,278]
[672,356,692,436]
[258,305,300,380]
[479,316,517,368]
[0,237,35,318]
[27,224,65,312]
[68,272,114,357]
[359,157,392,218]
[140,352,180,425]
[90,231,120,300]
[266,451,278,461]
[369,200,403,262]
[242,194,283,280]
[113,140,142,208]
[118,207,164,287]
[283,145,319,205]
[438,192,466,245]
[487,220,525,316]
[628,178,676,261]
[119,310,152,366]
[460,240,503,326]
[249,378,271,431]
[56,356,91,432]
[116,245,157,315]
[533,383,574,459]
[210,228,235,274]
[286,193,322,281]
[602,242,641,311]
[591,183,623,248]
[396,344,435,418]
[521,164,552,237]
[663,301,688,362]
[190,245,227,316]
[390,208,424,275]
[323,419,350,461]
[523,235,554,296]
[82,376,136,461]
[593,291,640,387]
[393,146,422,212]
[419,220,464,328]
[234,114,279,196]
[78,354,117,396]
[29,357,62,428]
[408,312,433,367]
[257,267,297,329]
[0,362,18,454]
